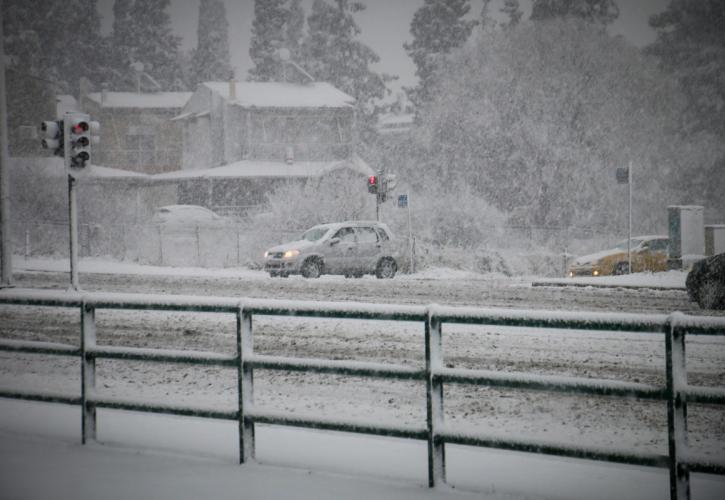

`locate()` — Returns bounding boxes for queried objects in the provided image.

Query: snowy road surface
[1,260,724,498]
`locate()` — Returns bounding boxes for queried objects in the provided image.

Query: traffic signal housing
[64,112,100,172]
[41,120,64,157]
[368,175,379,194]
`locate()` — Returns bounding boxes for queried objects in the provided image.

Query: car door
[638,238,669,272]
[354,226,381,272]
[324,226,357,274]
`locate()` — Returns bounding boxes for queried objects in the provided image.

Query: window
[375,227,390,242]
[356,227,379,244]
[333,227,356,242]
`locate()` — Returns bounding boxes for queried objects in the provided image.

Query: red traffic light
[72,122,89,134]
[368,175,378,194]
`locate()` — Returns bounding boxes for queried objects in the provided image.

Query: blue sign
[397,194,408,208]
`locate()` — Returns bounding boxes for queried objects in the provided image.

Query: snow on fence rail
[1,289,724,500]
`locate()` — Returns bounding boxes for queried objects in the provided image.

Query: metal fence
[1,289,724,500]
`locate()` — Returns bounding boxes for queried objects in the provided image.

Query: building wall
[84,101,184,174]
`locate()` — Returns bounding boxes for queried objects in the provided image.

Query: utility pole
[0,2,13,287]
[627,161,633,274]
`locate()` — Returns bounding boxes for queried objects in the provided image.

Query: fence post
[195,225,201,267]
[81,300,97,444]
[665,313,690,500]
[425,306,445,487]
[237,305,255,463]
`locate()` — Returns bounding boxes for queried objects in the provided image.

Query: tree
[301,0,392,131]
[530,0,619,25]
[404,0,477,107]
[3,0,107,94]
[410,18,700,234]
[285,0,306,62]
[191,0,233,86]
[248,0,288,81]
[501,0,523,27]
[646,0,725,219]
[127,0,186,90]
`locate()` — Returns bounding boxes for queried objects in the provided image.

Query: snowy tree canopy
[404,0,478,107]
[126,0,186,90]
[409,18,706,232]
[301,0,393,135]
[248,0,289,81]
[646,0,725,218]
[530,0,620,25]
[190,0,233,85]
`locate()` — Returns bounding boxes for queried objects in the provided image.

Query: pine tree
[647,0,725,218]
[530,0,619,25]
[404,0,477,107]
[285,0,306,62]
[191,0,233,86]
[4,0,107,94]
[248,0,288,81]
[501,0,523,27]
[107,0,135,89]
[301,0,391,118]
[128,0,186,90]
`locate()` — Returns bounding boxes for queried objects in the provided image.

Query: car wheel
[269,272,279,278]
[353,272,364,278]
[375,258,397,279]
[613,262,629,275]
[697,279,721,309]
[301,258,322,279]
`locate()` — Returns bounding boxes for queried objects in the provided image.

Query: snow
[2,398,724,500]
[86,91,193,109]
[534,270,687,290]
[203,81,355,108]
[11,255,689,291]
[153,157,373,180]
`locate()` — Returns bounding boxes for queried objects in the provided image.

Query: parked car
[264,221,399,279]
[568,235,669,277]
[152,205,226,227]
[686,253,725,310]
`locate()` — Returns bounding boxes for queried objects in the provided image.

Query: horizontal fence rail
[1,289,724,500]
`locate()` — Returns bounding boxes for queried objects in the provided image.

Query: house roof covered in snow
[202,82,355,109]
[86,92,193,109]
[152,156,373,181]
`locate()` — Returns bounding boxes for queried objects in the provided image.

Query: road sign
[398,194,408,208]
[616,167,629,184]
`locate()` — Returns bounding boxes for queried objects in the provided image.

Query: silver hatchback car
[264,221,399,279]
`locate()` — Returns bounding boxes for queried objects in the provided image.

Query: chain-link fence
[12,220,604,277]
[12,221,300,269]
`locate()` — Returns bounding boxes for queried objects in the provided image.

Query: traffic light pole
[68,174,79,290]
[0,4,13,287]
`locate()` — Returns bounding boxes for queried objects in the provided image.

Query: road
[1,268,724,465]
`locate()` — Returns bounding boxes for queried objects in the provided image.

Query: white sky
[97,0,669,96]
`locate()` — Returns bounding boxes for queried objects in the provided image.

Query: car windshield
[614,239,644,250]
[301,226,329,242]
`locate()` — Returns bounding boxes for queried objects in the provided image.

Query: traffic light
[64,112,100,172]
[368,175,379,194]
[41,120,64,157]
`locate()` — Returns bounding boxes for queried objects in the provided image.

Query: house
[168,80,374,215]
[82,90,192,174]
[175,80,360,169]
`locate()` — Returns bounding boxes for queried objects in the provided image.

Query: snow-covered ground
[11,254,688,290]
[2,398,724,500]
[2,256,723,499]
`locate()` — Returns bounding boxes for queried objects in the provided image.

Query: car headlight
[283,249,300,259]
[263,251,269,258]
